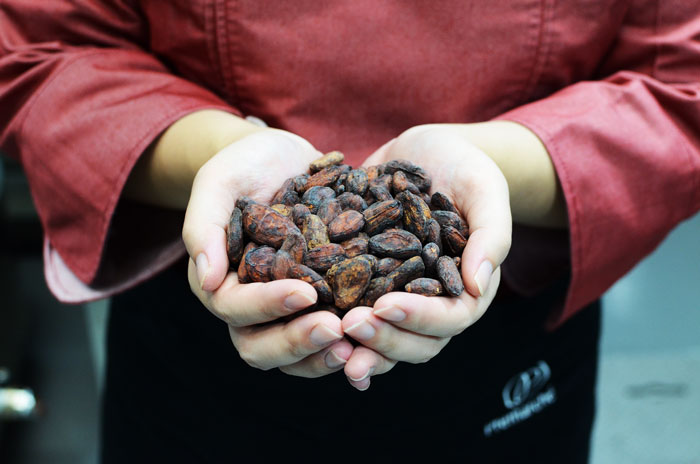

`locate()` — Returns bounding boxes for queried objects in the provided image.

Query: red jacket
[1,1,699,327]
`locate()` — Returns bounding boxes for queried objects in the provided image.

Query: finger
[371,267,501,337]
[341,307,450,364]
[229,311,343,371]
[449,150,511,298]
[278,339,354,378]
[188,259,318,326]
[344,346,397,391]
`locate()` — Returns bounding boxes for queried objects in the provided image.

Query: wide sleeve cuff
[496,74,700,327]
[13,49,237,295]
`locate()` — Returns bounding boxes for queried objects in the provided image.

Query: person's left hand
[340,125,513,390]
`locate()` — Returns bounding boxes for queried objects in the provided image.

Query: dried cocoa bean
[374,257,403,277]
[280,231,307,263]
[333,173,347,195]
[288,263,334,303]
[369,185,393,202]
[292,174,309,193]
[226,207,244,267]
[235,196,257,211]
[243,246,276,283]
[304,243,347,272]
[442,225,468,256]
[292,204,311,227]
[327,256,373,310]
[357,254,378,274]
[383,159,431,192]
[328,210,365,242]
[237,242,258,283]
[309,150,344,173]
[430,192,459,214]
[392,170,421,195]
[437,256,464,296]
[303,165,347,192]
[271,204,293,217]
[340,235,369,258]
[405,278,444,296]
[396,190,432,242]
[272,249,295,280]
[301,214,330,249]
[362,199,402,235]
[361,276,393,306]
[368,229,423,259]
[271,178,298,206]
[317,199,343,225]
[302,186,336,214]
[422,242,440,275]
[370,173,393,192]
[243,204,299,248]
[432,210,469,238]
[345,169,369,196]
[427,219,443,253]
[386,256,425,290]
[336,192,367,212]
[366,164,384,181]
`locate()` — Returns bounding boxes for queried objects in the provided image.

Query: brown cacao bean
[345,169,369,196]
[243,204,299,248]
[309,150,344,173]
[302,186,336,214]
[272,249,295,280]
[317,199,343,225]
[383,159,432,192]
[301,214,330,249]
[243,246,276,283]
[368,229,423,259]
[362,199,402,235]
[422,242,440,275]
[437,256,464,296]
[392,170,421,195]
[327,256,373,310]
[292,204,311,227]
[271,204,293,217]
[279,231,307,263]
[340,235,369,258]
[386,256,425,290]
[405,278,444,296]
[303,165,347,192]
[304,243,347,273]
[374,257,403,277]
[328,210,365,242]
[226,207,244,267]
[430,192,459,214]
[442,225,468,256]
[432,210,469,238]
[287,263,334,303]
[336,192,367,212]
[396,190,432,242]
[361,276,393,306]
[237,242,258,283]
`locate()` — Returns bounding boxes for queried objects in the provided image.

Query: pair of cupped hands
[182,125,512,391]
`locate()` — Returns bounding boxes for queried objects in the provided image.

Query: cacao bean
[304,243,347,273]
[396,190,432,242]
[442,225,468,256]
[243,246,276,283]
[328,210,365,242]
[405,278,444,296]
[340,235,369,258]
[368,229,422,259]
[430,192,459,214]
[437,256,464,296]
[374,257,403,277]
[309,150,344,173]
[345,169,369,196]
[226,207,244,267]
[301,214,330,249]
[386,256,425,290]
[362,199,402,235]
[302,186,336,214]
[317,199,343,225]
[327,256,373,310]
[243,204,299,248]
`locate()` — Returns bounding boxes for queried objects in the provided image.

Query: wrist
[125,110,266,209]
[451,121,568,228]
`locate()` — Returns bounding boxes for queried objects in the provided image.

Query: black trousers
[102,260,600,463]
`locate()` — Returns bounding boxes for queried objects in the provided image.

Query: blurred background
[0,154,698,463]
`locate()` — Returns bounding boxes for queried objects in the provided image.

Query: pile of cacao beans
[226,151,469,316]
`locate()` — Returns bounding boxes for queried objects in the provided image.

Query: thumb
[458,175,512,298]
[182,161,235,292]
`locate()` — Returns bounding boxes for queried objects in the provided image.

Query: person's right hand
[183,129,354,378]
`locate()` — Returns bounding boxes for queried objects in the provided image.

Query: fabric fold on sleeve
[497,73,700,328]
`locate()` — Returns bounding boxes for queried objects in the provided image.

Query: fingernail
[348,367,375,382]
[310,324,342,346]
[344,320,376,341]
[324,350,347,369]
[354,377,371,391]
[284,291,317,311]
[373,305,406,322]
[196,253,209,288]
[474,260,493,296]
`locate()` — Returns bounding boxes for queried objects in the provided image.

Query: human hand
[183,129,354,378]
[341,125,512,390]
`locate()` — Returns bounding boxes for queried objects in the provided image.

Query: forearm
[450,121,567,228]
[124,110,266,209]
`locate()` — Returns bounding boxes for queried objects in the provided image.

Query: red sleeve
[0,1,237,298]
[496,1,700,327]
